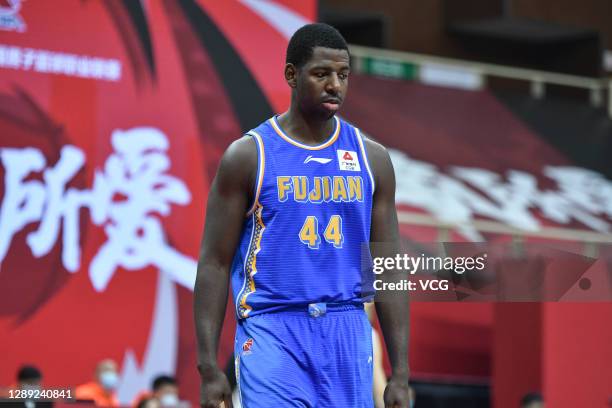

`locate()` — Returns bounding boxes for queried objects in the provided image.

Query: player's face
[294,46,350,120]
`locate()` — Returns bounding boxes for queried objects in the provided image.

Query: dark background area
[320,0,612,76]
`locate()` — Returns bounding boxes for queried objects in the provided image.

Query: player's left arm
[365,137,411,408]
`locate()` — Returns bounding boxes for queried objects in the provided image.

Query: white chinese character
[88,127,192,291]
[104,60,121,81]
[0,148,46,263]
[0,127,195,291]
[537,167,610,233]
[26,146,86,270]
[390,149,490,240]
[50,52,65,74]
[90,58,104,79]
[0,45,6,66]
[7,46,22,68]
[62,54,77,76]
[34,51,50,73]
[22,48,35,70]
[76,56,90,78]
[389,149,611,240]
[451,167,540,231]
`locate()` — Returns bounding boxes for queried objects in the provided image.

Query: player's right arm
[194,136,257,408]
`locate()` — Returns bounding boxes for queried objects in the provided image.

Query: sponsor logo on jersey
[337,149,361,171]
[304,155,332,164]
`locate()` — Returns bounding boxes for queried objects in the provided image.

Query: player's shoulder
[223,134,257,165]
[215,134,258,191]
[217,116,278,185]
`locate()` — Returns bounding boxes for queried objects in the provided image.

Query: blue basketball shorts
[234,303,374,408]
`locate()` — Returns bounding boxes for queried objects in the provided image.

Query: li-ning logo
[0,0,26,32]
[242,338,254,355]
[304,155,332,164]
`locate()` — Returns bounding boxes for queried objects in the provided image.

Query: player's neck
[278,108,336,145]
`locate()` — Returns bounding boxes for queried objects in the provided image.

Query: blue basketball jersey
[231,115,375,319]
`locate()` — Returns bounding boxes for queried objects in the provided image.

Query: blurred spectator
[131,388,152,408]
[75,359,120,407]
[137,397,161,408]
[131,375,182,408]
[151,376,179,407]
[17,365,42,391]
[0,366,50,408]
[521,392,544,408]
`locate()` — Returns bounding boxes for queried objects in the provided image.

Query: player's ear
[285,63,298,88]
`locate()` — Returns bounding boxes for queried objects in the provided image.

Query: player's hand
[384,374,411,408]
[199,365,233,408]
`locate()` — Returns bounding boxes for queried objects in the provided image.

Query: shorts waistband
[263,302,364,317]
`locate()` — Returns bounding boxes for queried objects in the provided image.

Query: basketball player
[195,23,410,408]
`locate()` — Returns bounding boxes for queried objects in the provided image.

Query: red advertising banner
[0,1,315,405]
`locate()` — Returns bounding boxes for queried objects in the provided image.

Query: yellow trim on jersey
[246,131,265,217]
[238,203,265,318]
[269,115,340,150]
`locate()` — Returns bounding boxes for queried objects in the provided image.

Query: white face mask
[159,393,180,407]
[21,384,41,392]
[99,371,119,391]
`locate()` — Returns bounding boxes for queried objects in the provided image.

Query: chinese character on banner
[389,149,612,241]
[0,127,195,291]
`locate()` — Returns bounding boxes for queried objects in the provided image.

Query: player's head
[17,365,42,389]
[286,23,349,69]
[285,23,350,120]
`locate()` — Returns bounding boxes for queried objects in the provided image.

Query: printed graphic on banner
[0,127,196,291]
[0,45,122,81]
[0,0,26,32]
[389,149,612,241]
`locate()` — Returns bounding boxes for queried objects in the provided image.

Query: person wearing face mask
[75,359,120,407]
[151,375,180,407]
[16,365,42,393]
[3,365,51,408]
